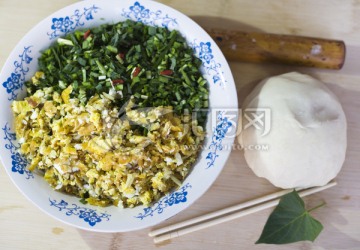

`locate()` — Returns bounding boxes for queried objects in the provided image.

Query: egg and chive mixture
[12,86,205,207]
[11,20,208,207]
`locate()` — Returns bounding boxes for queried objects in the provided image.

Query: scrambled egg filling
[12,86,205,207]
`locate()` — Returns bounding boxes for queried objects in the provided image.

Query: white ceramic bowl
[0,0,237,232]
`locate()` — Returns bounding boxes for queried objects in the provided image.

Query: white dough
[238,72,347,189]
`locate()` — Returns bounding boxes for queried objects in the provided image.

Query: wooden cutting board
[0,0,359,249]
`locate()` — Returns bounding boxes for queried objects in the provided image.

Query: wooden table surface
[1,0,359,249]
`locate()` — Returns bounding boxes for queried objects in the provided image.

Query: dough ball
[238,72,347,189]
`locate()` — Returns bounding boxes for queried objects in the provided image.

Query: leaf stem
[308,201,326,213]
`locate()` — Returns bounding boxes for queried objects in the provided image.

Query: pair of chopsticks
[149,181,337,243]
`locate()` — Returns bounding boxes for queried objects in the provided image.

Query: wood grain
[0,0,359,250]
[206,28,346,69]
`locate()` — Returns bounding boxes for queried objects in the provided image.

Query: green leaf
[256,190,324,245]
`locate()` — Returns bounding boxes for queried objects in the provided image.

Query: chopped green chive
[106,45,118,54]
[57,38,74,46]
[24,20,209,124]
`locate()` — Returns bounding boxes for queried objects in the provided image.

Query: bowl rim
[0,0,238,232]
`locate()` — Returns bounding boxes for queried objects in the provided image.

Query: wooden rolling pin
[205,28,346,69]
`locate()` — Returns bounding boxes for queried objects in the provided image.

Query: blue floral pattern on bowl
[122,1,177,28]
[206,112,233,168]
[191,40,225,86]
[47,5,100,39]
[135,183,191,220]
[2,123,33,179]
[2,46,33,101]
[49,199,111,226]
[0,1,237,231]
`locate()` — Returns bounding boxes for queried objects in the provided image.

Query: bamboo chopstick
[149,188,296,237]
[151,181,336,244]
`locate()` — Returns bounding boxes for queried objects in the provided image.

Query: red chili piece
[112,79,124,85]
[160,69,173,76]
[132,67,141,77]
[118,53,125,59]
[83,30,91,40]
